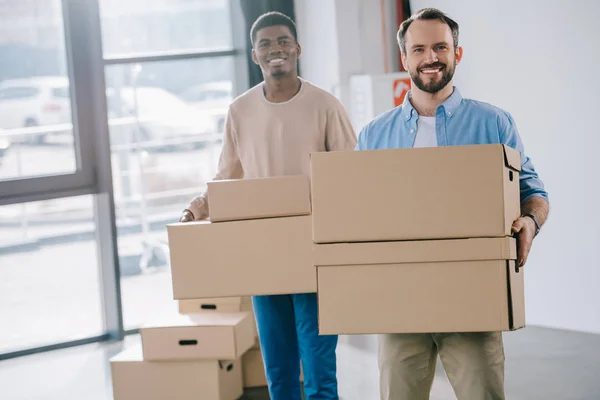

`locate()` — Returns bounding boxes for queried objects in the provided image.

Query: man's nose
[423,48,439,64]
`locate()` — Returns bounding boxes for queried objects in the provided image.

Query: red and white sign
[393,78,411,107]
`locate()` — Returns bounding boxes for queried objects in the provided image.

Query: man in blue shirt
[357,8,550,400]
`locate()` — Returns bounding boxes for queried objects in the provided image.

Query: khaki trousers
[378,332,505,400]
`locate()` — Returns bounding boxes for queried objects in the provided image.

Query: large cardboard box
[110,345,243,400]
[310,144,521,243]
[179,297,243,314]
[242,348,267,388]
[241,296,259,346]
[208,175,311,222]
[167,215,315,299]
[315,237,524,334]
[140,312,255,361]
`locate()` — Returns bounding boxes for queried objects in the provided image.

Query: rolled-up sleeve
[500,112,549,204]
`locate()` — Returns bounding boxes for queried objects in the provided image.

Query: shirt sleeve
[325,99,358,151]
[499,112,549,204]
[355,123,370,151]
[187,108,244,220]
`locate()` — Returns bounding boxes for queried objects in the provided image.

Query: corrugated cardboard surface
[208,175,311,222]
[241,297,259,346]
[110,345,243,400]
[167,216,315,299]
[317,259,523,335]
[178,297,243,314]
[310,144,521,243]
[316,237,523,334]
[242,348,267,388]
[313,237,517,266]
[241,347,304,388]
[140,313,255,361]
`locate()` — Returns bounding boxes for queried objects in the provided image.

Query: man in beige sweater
[180,12,356,400]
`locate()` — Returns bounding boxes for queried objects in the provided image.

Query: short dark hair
[250,12,298,47]
[397,8,459,54]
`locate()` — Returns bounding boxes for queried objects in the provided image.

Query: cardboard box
[241,347,304,388]
[242,348,267,388]
[208,175,310,222]
[315,237,524,334]
[241,296,259,346]
[140,312,255,361]
[167,215,315,299]
[110,345,243,400]
[310,144,521,243]
[179,297,242,314]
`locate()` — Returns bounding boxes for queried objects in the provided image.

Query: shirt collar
[400,86,463,121]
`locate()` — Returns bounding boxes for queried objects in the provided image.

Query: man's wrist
[522,213,540,236]
[183,209,195,220]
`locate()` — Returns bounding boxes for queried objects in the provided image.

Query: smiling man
[355,8,550,400]
[180,11,356,400]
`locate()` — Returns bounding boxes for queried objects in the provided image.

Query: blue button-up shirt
[356,88,549,203]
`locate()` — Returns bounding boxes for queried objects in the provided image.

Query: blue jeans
[252,293,339,400]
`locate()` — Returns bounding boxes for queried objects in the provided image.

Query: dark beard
[411,63,455,94]
[270,69,286,79]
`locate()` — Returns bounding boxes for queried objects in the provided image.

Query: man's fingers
[512,218,524,234]
[517,231,533,267]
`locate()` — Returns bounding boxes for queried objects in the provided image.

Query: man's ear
[251,49,259,65]
[296,43,302,58]
[400,49,408,71]
[455,46,464,64]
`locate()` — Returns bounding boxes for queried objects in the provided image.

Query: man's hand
[179,210,195,223]
[511,216,537,268]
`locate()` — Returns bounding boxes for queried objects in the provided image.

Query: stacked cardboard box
[124,175,310,398]
[310,144,525,334]
[110,312,254,400]
[166,175,315,299]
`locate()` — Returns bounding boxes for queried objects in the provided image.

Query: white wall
[296,0,396,108]
[298,0,600,334]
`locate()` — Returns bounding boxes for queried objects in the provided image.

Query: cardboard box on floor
[110,345,243,400]
[241,296,259,347]
[208,175,311,222]
[242,346,305,388]
[167,215,315,299]
[310,144,522,243]
[179,297,243,314]
[242,347,267,388]
[140,312,255,361]
[314,237,524,335]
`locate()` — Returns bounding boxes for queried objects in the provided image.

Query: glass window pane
[0,195,104,354]
[99,0,233,58]
[0,1,77,181]
[105,57,234,329]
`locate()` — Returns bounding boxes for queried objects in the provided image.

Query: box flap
[110,344,143,363]
[507,260,526,330]
[314,237,516,266]
[142,312,249,330]
[502,145,522,172]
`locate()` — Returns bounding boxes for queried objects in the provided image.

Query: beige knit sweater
[187,78,357,220]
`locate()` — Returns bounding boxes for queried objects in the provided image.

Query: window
[0,1,79,183]
[0,87,40,100]
[99,0,233,57]
[0,195,104,354]
[105,58,234,329]
[0,0,247,359]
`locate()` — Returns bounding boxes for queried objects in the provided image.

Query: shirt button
[410,129,415,133]
[447,112,452,116]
